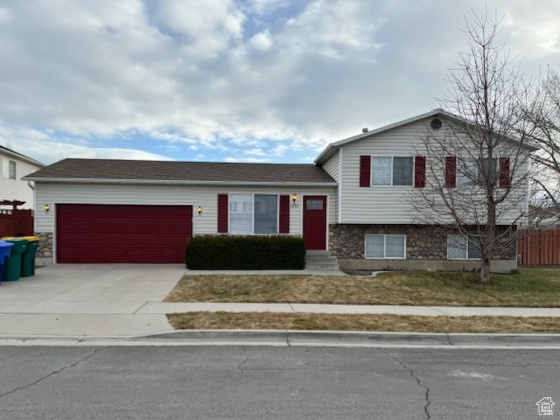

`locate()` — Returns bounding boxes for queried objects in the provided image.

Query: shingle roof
[24,158,336,185]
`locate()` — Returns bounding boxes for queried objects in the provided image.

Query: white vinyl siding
[338,118,530,224]
[320,154,339,223]
[365,234,406,259]
[0,154,42,210]
[34,183,336,236]
[340,122,422,224]
[322,154,340,183]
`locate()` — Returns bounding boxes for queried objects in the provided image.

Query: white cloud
[0,126,170,164]
[245,148,267,156]
[0,0,559,165]
[248,31,273,51]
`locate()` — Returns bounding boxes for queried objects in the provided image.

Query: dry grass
[165,268,560,307]
[167,312,560,333]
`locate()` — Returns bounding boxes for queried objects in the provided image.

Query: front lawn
[165,268,560,307]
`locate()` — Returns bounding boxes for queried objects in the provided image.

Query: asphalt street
[0,345,558,419]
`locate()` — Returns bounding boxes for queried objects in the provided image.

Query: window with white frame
[457,158,498,187]
[457,159,478,187]
[1,159,16,180]
[365,234,406,259]
[447,235,482,259]
[229,194,278,234]
[9,160,15,179]
[371,157,413,186]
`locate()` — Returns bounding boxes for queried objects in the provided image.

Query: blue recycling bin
[0,240,14,285]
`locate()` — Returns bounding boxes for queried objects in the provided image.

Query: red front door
[303,196,327,250]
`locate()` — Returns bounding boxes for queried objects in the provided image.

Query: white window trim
[446,235,481,260]
[229,193,280,235]
[370,156,414,187]
[364,234,407,259]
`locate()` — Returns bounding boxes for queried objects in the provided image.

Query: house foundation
[35,231,54,266]
[329,224,518,273]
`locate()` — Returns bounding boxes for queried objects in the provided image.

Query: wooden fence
[518,229,560,266]
[0,209,34,237]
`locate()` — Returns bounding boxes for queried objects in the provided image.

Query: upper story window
[372,156,413,186]
[457,158,498,187]
[446,156,510,189]
[1,159,16,180]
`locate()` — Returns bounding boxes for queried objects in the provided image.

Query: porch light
[197,206,202,215]
[291,194,297,203]
[44,204,50,213]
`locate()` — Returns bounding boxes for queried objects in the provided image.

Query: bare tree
[409,10,537,282]
[524,69,560,220]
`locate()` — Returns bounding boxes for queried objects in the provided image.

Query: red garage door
[56,204,192,263]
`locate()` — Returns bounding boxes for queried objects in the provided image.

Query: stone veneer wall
[35,232,53,266]
[329,224,517,261]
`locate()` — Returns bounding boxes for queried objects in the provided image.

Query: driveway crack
[379,349,431,420]
[0,348,103,400]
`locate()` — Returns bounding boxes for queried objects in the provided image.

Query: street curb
[138,329,560,347]
[2,330,560,347]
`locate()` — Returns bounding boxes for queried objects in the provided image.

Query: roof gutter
[22,177,338,187]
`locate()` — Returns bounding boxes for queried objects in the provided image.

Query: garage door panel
[56,204,192,264]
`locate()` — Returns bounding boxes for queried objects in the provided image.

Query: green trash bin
[1,238,28,282]
[21,236,40,277]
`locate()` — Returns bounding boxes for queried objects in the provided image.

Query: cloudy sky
[1,0,559,165]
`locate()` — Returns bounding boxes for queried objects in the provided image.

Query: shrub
[185,235,306,270]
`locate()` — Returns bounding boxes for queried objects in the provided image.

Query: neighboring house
[0,145,45,210]
[24,109,535,271]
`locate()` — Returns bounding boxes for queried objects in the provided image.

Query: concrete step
[305,251,340,271]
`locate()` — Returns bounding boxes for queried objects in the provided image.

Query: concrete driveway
[0,264,187,337]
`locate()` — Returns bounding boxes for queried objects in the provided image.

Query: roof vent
[430,118,442,130]
[362,128,369,133]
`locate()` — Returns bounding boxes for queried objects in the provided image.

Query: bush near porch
[185,235,306,270]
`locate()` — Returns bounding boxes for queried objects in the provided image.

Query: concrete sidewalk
[139,302,560,317]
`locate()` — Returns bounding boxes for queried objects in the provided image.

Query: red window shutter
[359,155,371,187]
[279,195,290,233]
[445,156,456,188]
[499,157,510,188]
[414,156,426,188]
[217,194,228,233]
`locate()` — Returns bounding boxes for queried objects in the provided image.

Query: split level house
[1,145,45,210]
[24,109,536,272]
